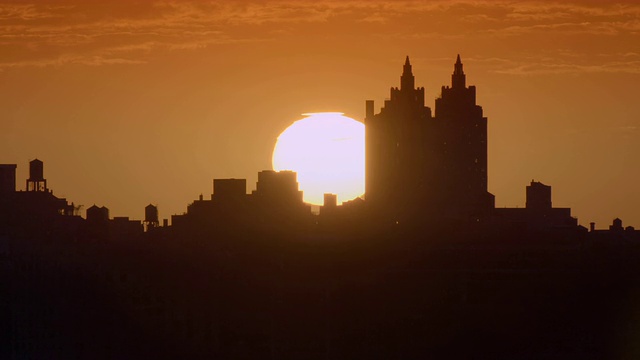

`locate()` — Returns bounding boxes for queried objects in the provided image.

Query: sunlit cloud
[483,22,624,37]
[0,4,67,21]
[0,1,639,71]
[0,50,142,70]
[357,13,388,23]
[0,54,146,71]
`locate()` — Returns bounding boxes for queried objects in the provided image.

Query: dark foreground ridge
[2,56,640,359]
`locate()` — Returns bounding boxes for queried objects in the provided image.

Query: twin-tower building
[365,55,495,222]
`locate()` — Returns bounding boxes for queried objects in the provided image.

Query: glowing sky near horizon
[0,1,639,227]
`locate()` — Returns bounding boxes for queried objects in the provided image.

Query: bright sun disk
[272,112,365,205]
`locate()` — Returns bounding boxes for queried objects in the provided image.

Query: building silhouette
[213,179,246,203]
[493,180,577,231]
[171,170,313,233]
[86,204,110,222]
[365,55,494,223]
[588,217,640,241]
[251,170,303,207]
[0,159,81,239]
[0,164,17,195]
[365,56,432,221]
[526,181,552,209]
[435,55,494,219]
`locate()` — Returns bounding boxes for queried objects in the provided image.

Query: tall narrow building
[435,55,494,219]
[365,56,433,220]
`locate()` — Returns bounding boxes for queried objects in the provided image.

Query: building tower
[365,56,433,220]
[26,159,47,192]
[435,55,494,219]
[365,55,494,223]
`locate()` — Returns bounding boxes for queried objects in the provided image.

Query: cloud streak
[0,1,639,72]
[494,61,640,75]
[0,54,146,71]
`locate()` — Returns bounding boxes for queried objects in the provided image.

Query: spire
[401,55,415,90]
[454,54,464,75]
[452,54,466,88]
[403,56,412,76]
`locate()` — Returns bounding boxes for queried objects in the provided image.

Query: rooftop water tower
[144,204,159,231]
[26,159,47,192]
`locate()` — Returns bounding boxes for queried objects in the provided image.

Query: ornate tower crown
[452,54,466,89]
[401,56,415,91]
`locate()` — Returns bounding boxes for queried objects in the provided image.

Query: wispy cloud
[493,60,640,75]
[619,126,638,131]
[0,1,639,71]
[0,4,68,21]
[0,54,146,71]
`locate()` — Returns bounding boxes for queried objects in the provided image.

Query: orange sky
[1,1,639,228]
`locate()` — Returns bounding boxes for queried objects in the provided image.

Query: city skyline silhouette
[3,2,640,359]
[1,1,639,226]
[2,54,637,229]
[2,55,628,232]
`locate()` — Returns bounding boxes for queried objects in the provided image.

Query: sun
[272,113,365,205]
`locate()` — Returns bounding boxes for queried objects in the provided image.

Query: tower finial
[452,54,465,88]
[454,54,464,75]
[401,56,415,90]
[403,56,413,75]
